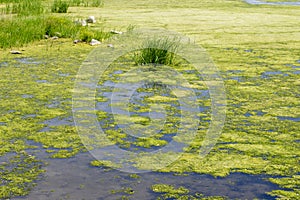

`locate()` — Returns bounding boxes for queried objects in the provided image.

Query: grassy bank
[0,0,109,49]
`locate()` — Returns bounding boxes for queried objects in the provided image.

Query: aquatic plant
[134,36,180,66]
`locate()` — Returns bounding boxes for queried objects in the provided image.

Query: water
[36,80,49,83]
[245,0,300,5]
[277,116,300,122]
[0,61,8,67]
[261,71,289,78]
[39,116,74,132]
[15,57,41,65]
[5,66,291,199]
[21,94,34,99]
[18,151,281,200]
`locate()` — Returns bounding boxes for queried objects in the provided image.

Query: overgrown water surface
[19,149,281,200]
[1,0,300,197]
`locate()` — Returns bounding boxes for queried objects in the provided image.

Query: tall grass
[1,0,44,16]
[0,0,111,48]
[69,0,104,7]
[134,37,180,66]
[0,16,82,48]
[51,0,69,13]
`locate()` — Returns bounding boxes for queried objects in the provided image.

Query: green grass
[1,0,44,16]
[51,0,69,13]
[68,0,103,7]
[133,36,180,66]
[0,16,82,48]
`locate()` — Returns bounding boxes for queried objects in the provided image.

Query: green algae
[0,39,92,198]
[0,0,300,199]
[0,151,44,198]
[90,159,121,169]
[151,184,226,200]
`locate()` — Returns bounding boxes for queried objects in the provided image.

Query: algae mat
[0,0,299,199]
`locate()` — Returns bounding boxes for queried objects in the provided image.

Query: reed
[134,36,180,66]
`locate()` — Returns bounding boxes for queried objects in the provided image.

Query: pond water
[16,68,292,199]
[3,56,297,199]
[18,150,281,200]
[245,0,300,5]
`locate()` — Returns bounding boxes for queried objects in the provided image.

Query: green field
[0,0,299,199]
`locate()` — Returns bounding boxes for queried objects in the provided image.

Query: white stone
[81,20,87,26]
[74,39,81,44]
[10,50,22,54]
[87,16,96,23]
[90,39,101,46]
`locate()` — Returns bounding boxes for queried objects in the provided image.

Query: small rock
[86,16,96,23]
[81,20,87,27]
[74,39,81,44]
[110,30,123,34]
[44,35,49,39]
[51,36,59,40]
[10,50,22,54]
[107,44,114,48]
[90,39,101,46]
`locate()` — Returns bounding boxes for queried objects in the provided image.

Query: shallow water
[277,116,300,122]
[245,0,300,5]
[18,150,281,200]
[2,52,297,199]
[15,57,41,65]
[13,68,288,199]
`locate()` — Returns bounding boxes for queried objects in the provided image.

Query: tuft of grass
[51,0,69,13]
[79,28,112,42]
[44,15,80,38]
[134,36,180,66]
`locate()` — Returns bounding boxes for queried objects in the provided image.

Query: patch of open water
[277,116,300,122]
[245,0,300,5]
[39,116,74,132]
[15,57,41,65]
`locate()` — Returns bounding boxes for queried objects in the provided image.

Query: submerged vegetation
[0,0,299,199]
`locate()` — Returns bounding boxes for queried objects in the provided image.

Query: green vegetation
[1,0,44,16]
[151,184,226,200]
[0,0,109,48]
[0,152,44,198]
[51,0,69,13]
[69,0,103,7]
[134,36,180,65]
[0,0,299,199]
